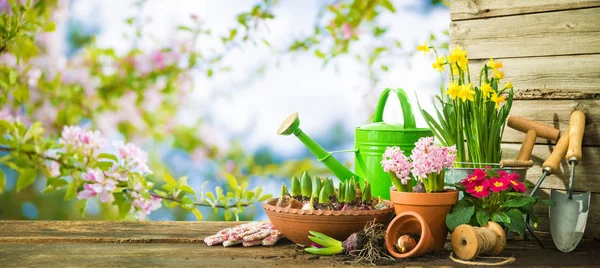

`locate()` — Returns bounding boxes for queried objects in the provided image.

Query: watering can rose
[381,137,456,193]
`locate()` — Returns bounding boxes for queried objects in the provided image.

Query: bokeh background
[0,0,449,221]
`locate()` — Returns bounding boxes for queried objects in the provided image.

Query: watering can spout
[277,112,359,181]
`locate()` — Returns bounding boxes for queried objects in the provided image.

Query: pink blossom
[190,14,199,21]
[410,137,456,179]
[341,23,354,39]
[59,126,105,155]
[77,168,117,203]
[381,146,411,184]
[112,141,152,175]
[104,165,128,181]
[130,185,162,220]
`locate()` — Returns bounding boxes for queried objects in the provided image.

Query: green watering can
[277,88,432,199]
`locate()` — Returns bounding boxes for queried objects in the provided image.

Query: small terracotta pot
[385,211,435,258]
[389,189,458,250]
[262,198,395,246]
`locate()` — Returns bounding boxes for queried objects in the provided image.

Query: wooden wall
[450,0,600,238]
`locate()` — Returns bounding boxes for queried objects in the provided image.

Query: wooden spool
[451,221,506,261]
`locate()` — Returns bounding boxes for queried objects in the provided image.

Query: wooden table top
[0,221,598,267]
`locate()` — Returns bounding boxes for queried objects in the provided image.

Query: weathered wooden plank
[502,100,600,145]
[467,55,600,100]
[451,0,600,21]
[502,143,600,193]
[450,7,600,59]
[533,189,600,239]
[2,239,598,267]
[0,221,238,243]
[0,220,598,267]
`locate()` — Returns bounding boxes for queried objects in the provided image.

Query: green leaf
[491,212,511,224]
[23,122,43,142]
[177,176,188,187]
[225,173,238,189]
[78,199,87,217]
[205,192,215,201]
[16,169,36,192]
[506,209,526,237]
[177,25,193,32]
[445,204,475,231]
[258,194,273,202]
[314,49,325,59]
[381,0,396,13]
[191,208,203,221]
[44,21,56,32]
[0,170,5,194]
[9,70,17,84]
[476,210,490,227]
[0,120,15,134]
[65,180,78,200]
[224,210,232,221]
[502,197,534,208]
[179,185,196,195]
[164,173,177,186]
[97,161,114,171]
[97,153,118,162]
[154,190,168,197]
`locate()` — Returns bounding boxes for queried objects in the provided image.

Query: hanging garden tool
[550,110,590,253]
[277,88,432,199]
[499,129,536,169]
[508,115,560,141]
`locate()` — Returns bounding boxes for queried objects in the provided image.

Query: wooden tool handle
[566,110,585,162]
[542,131,570,173]
[507,116,560,141]
[516,129,537,161]
[500,160,534,168]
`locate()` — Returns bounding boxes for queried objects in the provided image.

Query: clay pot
[262,198,395,246]
[385,211,435,258]
[389,189,458,250]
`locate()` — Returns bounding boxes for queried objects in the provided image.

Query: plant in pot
[417,44,517,182]
[381,137,458,253]
[446,167,548,238]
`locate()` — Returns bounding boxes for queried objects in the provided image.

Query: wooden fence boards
[451,0,600,20]
[451,0,600,238]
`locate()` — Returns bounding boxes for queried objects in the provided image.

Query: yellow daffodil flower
[494,69,504,79]
[488,58,503,69]
[417,41,430,55]
[490,93,506,109]
[432,56,445,72]
[480,82,495,98]
[446,81,461,100]
[458,83,475,102]
[448,46,467,64]
[502,81,513,90]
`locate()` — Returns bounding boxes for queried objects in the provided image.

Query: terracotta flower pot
[385,211,435,258]
[389,189,458,250]
[262,198,395,246]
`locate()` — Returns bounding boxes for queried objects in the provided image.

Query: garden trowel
[550,110,590,253]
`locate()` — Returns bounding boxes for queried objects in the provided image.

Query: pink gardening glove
[203,221,283,247]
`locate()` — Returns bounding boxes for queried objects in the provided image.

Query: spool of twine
[450,221,515,266]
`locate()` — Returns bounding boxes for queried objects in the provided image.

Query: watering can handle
[372,88,417,129]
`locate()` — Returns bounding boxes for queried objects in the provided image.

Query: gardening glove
[204,221,283,247]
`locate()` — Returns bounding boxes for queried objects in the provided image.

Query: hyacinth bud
[312,176,322,199]
[362,182,372,203]
[291,176,301,197]
[326,178,335,197]
[280,183,288,198]
[301,171,312,199]
[318,186,329,205]
[346,181,356,203]
[338,181,346,203]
